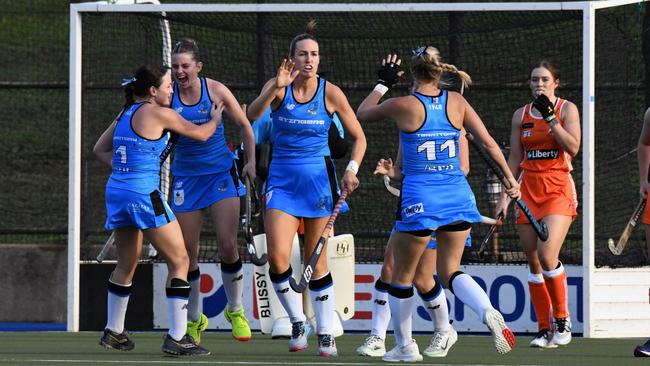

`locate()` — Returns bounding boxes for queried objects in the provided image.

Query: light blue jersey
[265,78,347,217]
[171,77,234,176]
[107,103,167,194]
[270,77,331,160]
[395,90,482,232]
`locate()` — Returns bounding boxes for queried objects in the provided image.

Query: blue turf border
[0,322,66,331]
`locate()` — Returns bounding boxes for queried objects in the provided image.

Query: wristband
[346,160,359,175]
[373,84,389,96]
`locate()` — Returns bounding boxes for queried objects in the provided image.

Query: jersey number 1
[417,139,456,160]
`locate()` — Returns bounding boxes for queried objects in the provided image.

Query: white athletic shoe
[529,329,557,348]
[288,321,312,352]
[551,317,572,346]
[356,335,386,357]
[317,334,338,357]
[271,316,292,339]
[483,309,515,354]
[423,328,458,357]
[382,340,423,362]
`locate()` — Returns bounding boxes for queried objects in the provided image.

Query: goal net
[69,0,647,330]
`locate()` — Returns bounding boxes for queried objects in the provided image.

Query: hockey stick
[608,198,646,255]
[382,175,497,225]
[243,176,267,265]
[465,132,549,241]
[478,212,504,259]
[289,189,349,293]
[96,132,179,263]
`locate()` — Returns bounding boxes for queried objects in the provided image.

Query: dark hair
[172,37,201,62]
[123,65,169,108]
[288,20,318,57]
[530,60,560,81]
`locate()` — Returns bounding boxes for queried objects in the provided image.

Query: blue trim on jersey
[270,77,331,159]
[171,77,234,176]
[107,103,168,194]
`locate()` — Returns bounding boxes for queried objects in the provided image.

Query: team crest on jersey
[522,130,532,138]
[307,102,319,115]
[198,101,209,114]
[174,106,184,113]
[317,196,331,210]
[218,179,228,192]
[287,103,296,111]
[404,202,424,217]
[174,189,185,206]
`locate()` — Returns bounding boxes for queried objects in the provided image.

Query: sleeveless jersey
[270,77,331,160]
[171,77,233,176]
[519,98,572,173]
[107,103,167,194]
[401,90,464,178]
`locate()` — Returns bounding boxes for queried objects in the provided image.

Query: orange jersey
[519,98,573,173]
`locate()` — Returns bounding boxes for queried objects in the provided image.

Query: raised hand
[275,59,300,88]
[373,158,394,177]
[532,93,556,123]
[377,54,404,89]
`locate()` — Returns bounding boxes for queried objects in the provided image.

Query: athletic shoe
[550,317,572,346]
[634,339,650,357]
[382,340,423,362]
[187,312,208,345]
[161,334,210,356]
[529,329,557,348]
[423,328,458,357]
[271,316,292,339]
[356,335,386,357]
[288,321,312,352]
[483,308,515,354]
[99,329,135,351]
[317,334,338,357]
[224,308,252,341]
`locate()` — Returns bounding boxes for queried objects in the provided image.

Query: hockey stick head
[243,176,267,266]
[607,238,621,255]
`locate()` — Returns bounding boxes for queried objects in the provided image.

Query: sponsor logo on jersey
[522,130,532,138]
[174,106,184,113]
[218,179,228,192]
[307,102,319,115]
[404,203,424,217]
[315,295,329,302]
[317,196,330,210]
[287,103,296,111]
[527,149,559,160]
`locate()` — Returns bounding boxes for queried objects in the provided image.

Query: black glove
[377,61,402,89]
[532,94,556,123]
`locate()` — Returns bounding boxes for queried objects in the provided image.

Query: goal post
[69,0,649,335]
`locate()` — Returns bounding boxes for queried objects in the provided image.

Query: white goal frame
[69,0,648,335]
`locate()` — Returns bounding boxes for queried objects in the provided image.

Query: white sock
[309,273,335,335]
[187,268,201,322]
[371,280,391,339]
[449,272,493,321]
[166,280,190,341]
[419,283,452,332]
[388,285,414,348]
[270,268,306,324]
[221,260,244,313]
[106,279,131,334]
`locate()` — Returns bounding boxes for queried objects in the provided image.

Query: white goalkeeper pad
[253,233,301,334]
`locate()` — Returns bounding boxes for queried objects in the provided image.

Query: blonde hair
[411,46,471,93]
